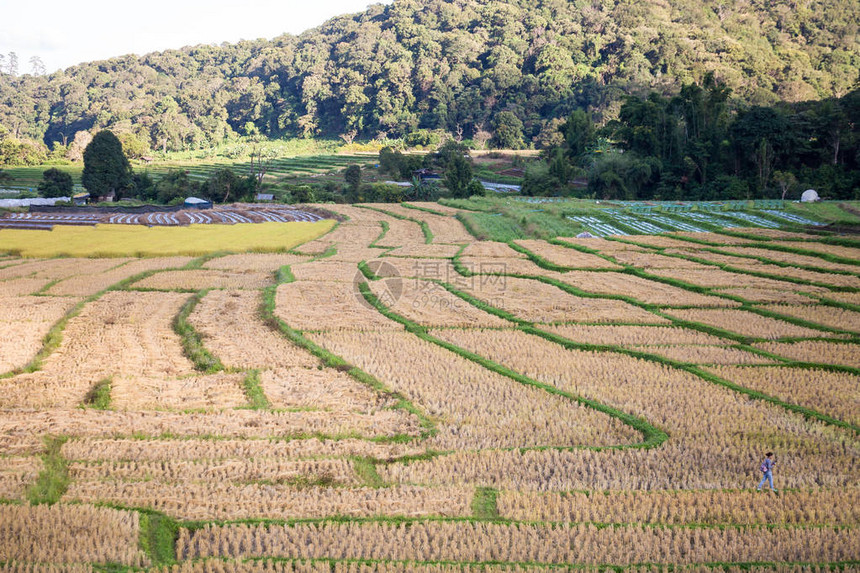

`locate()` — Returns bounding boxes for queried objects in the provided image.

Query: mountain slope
[0,0,857,154]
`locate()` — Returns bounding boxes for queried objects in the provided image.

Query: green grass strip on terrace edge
[472,487,500,520]
[138,508,180,566]
[399,202,449,217]
[358,204,434,244]
[437,197,492,212]
[241,369,270,410]
[182,252,230,270]
[26,436,70,505]
[369,220,391,248]
[260,266,436,441]
[352,456,386,488]
[454,211,489,241]
[81,377,112,410]
[357,281,667,450]
[173,289,224,374]
[358,260,381,281]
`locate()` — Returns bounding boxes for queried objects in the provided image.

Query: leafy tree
[492,111,525,150]
[37,168,73,198]
[154,169,196,204]
[204,168,252,203]
[344,164,361,193]
[443,153,474,198]
[560,110,596,161]
[82,131,133,199]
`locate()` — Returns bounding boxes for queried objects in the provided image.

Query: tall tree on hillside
[6,52,18,76]
[82,130,132,199]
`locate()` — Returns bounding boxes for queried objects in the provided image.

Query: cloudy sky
[0,0,390,74]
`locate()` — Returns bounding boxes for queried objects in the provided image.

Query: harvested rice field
[1,201,858,572]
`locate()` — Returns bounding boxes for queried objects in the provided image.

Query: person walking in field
[757,452,777,492]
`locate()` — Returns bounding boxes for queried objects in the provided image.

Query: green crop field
[0,199,858,571]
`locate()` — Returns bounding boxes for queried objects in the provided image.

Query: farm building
[72,192,90,206]
[255,193,275,201]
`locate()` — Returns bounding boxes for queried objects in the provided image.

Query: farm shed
[255,193,275,201]
[184,197,212,209]
[73,192,90,206]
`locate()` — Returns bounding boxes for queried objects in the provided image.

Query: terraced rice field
[1,200,858,572]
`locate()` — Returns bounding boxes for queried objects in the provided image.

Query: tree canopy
[81,130,132,198]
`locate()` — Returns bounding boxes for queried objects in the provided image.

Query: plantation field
[0,220,335,257]
[0,152,378,192]
[1,200,859,571]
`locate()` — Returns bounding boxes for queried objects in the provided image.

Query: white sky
[0,0,391,74]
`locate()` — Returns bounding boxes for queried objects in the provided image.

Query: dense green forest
[0,0,857,159]
[526,81,860,200]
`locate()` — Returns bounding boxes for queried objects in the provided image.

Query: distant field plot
[368,278,513,328]
[545,324,730,346]
[753,340,860,367]
[0,456,41,500]
[131,269,272,290]
[178,521,856,564]
[384,243,462,258]
[728,263,860,288]
[716,246,860,272]
[66,482,471,521]
[47,256,194,295]
[705,365,860,425]
[498,488,860,525]
[61,437,425,463]
[665,308,832,339]
[461,241,528,258]
[555,271,741,307]
[276,280,404,330]
[0,220,335,257]
[110,372,248,411]
[0,295,77,373]
[456,276,669,324]
[189,289,319,369]
[203,253,311,273]
[647,267,808,289]
[0,504,148,566]
[459,254,556,277]
[770,241,860,260]
[759,304,860,333]
[714,287,819,304]
[513,240,621,268]
[626,344,777,365]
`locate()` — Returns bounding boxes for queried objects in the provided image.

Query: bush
[37,168,74,198]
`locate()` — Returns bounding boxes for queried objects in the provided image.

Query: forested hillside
[0,0,857,157]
